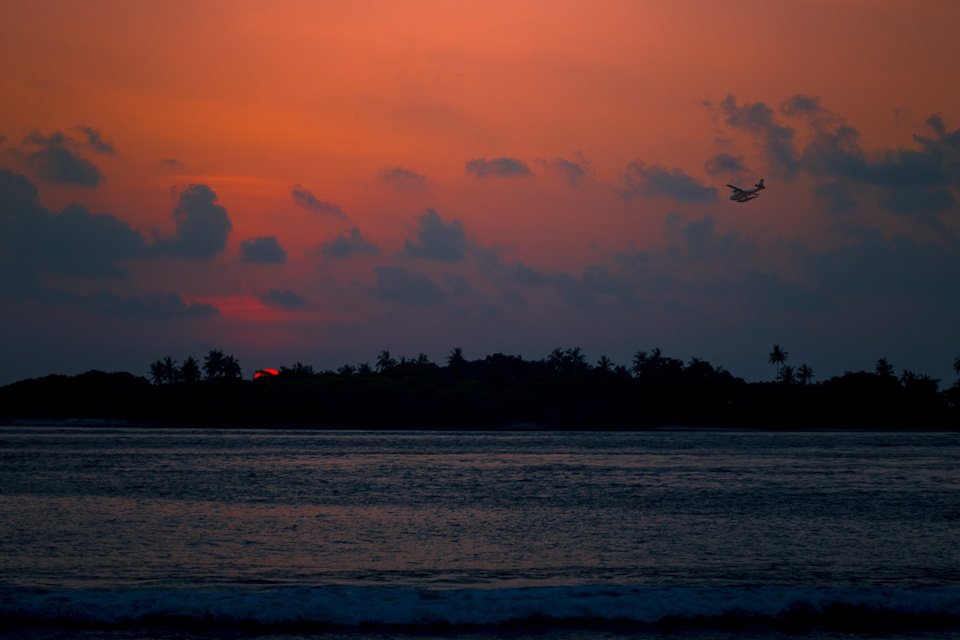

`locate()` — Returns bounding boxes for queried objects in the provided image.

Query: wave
[3,585,959,632]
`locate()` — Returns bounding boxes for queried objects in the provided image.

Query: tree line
[2,345,958,429]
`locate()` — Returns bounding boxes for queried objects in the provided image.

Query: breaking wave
[2,585,959,633]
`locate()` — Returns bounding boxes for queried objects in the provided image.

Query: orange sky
[2,0,959,385]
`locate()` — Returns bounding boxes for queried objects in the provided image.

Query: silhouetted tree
[548,347,588,373]
[338,364,356,376]
[447,347,465,367]
[768,345,788,378]
[778,364,796,385]
[953,356,960,378]
[376,350,397,372]
[876,358,895,378]
[204,349,225,379]
[357,362,373,375]
[416,353,431,364]
[180,357,201,384]
[221,354,242,379]
[161,356,179,384]
[596,355,613,372]
[149,360,164,385]
[797,363,814,385]
[280,361,314,378]
[631,351,648,377]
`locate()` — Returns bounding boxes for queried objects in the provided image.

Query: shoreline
[3,418,958,433]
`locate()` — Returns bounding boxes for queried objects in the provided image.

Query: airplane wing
[727,184,743,192]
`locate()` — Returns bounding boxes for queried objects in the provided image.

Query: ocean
[1,427,958,640]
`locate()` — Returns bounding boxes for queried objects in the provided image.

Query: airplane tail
[756,178,765,190]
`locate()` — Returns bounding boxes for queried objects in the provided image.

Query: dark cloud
[291,183,346,219]
[780,94,826,118]
[539,156,590,188]
[402,209,468,262]
[159,158,185,169]
[378,166,429,192]
[19,130,104,187]
[0,170,220,324]
[476,245,640,309]
[240,235,287,264]
[555,265,641,309]
[315,226,380,260]
[76,126,116,154]
[65,290,219,318]
[663,213,758,262]
[465,157,532,178]
[474,245,553,288]
[704,153,747,176]
[714,94,960,225]
[814,181,860,214]
[717,94,800,179]
[258,288,307,308]
[620,161,717,202]
[442,272,474,297]
[796,228,960,305]
[370,265,447,305]
[0,169,146,281]
[152,184,232,259]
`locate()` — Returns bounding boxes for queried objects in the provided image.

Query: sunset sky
[2,0,959,387]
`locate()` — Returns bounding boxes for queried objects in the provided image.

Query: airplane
[727,178,765,202]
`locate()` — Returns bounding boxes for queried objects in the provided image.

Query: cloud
[151,184,232,259]
[465,157,532,178]
[257,288,307,308]
[796,228,960,305]
[315,226,380,260]
[402,209,468,262]
[159,158,185,169]
[555,265,641,310]
[0,169,146,281]
[474,245,554,288]
[475,245,640,309]
[620,161,717,202]
[539,156,590,188]
[291,183,346,218]
[18,130,104,187]
[75,126,116,154]
[663,213,758,262]
[65,290,219,318]
[378,166,429,192]
[704,153,747,176]
[240,235,287,264]
[717,94,800,179]
[780,94,827,118]
[369,265,447,305]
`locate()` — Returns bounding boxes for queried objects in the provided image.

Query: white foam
[2,585,959,628]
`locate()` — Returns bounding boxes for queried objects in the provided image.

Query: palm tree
[149,360,165,385]
[204,349,225,379]
[221,354,242,379]
[768,344,788,378]
[180,356,201,383]
[953,356,960,378]
[876,358,894,378]
[778,364,796,384]
[161,356,179,384]
[631,350,648,377]
[797,363,814,385]
[376,350,396,372]
[596,355,613,372]
[338,364,356,376]
[357,362,373,375]
[447,347,465,367]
